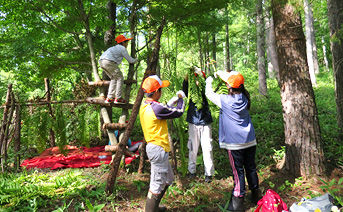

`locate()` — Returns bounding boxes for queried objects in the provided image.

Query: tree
[265,7,280,85]
[225,6,231,71]
[304,0,319,85]
[271,0,325,176]
[327,0,343,137]
[256,0,267,96]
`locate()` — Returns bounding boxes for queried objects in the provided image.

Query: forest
[0,0,343,211]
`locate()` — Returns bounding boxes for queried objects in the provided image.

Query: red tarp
[21,144,138,170]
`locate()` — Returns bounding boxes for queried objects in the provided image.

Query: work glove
[167,97,179,107]
[214,70,225,78]
[176,90,186,99]
[194,66,207,78]
[206,76,213,84]
[194,66,202,75]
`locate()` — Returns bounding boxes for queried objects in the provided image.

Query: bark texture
[271,0,325,176]
[256,0,267,96]
[104,0,116,48]
[266,7,280,86]
[327,0,343,136]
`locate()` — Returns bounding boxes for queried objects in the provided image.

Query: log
[104,145,135,157]
[102,123,128,130]
[14,103,21,170]
[138,138,147,174]
[1,98,133,109]
[88,80,137,86]
[0,84,12,173]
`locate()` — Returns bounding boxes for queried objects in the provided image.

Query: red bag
[254,189,288,212]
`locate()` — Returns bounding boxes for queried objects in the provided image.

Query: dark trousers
[228,146,259,197]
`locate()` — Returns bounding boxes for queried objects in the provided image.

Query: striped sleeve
[151,99,185,119]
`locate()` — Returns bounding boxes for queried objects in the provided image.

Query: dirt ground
[85,161,343,212]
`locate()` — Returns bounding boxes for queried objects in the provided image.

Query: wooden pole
[45,78,56,147]
[14,102,21,170]
[0,84,12,173]
[138,138,146,174]
[1,98,133,109]
[104,145,135,157]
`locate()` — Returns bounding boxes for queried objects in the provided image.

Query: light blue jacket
[205,77,256,150]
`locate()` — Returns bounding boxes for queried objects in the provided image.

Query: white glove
[176,90,186,98]
[206,76,213,84]
[167,97,179,106]
[194,66,202,75]
[214,70,224,78]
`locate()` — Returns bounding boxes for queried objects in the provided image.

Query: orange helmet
[142,75,170,93]
[115,34,132,44]
[218,71,244,88]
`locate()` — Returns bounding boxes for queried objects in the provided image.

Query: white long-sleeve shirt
[99,45,137,65]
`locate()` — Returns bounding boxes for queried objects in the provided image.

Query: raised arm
[205,76,222,108]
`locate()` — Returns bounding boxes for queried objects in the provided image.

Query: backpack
[254,189,289,212]
[289,193,334,212]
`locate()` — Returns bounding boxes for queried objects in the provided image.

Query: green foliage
[133,180,145,193]
[0,169,106,211]
[188,68,206,110]
[85,199,105,212]
[319,178,343,206]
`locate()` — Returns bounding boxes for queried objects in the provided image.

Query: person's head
[218,71,251,109]
[115,34,132,47]
[142,75,170,101]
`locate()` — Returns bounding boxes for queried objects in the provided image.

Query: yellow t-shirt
[139,100,185,152]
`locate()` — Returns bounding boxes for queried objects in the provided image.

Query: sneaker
[204,176,212,183]
[105,98,114,103]
[114,98,127,104]
[188,172,196,179]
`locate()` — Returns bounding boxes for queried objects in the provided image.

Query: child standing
[99,34,138,104]
[140,75,185,212]
[182,68,214,182]
[205,71,259,211]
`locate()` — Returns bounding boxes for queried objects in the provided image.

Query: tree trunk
[307,0,320,75]
[102,1,116,130]
[212,32,217,71]
[122,0,138,117]
[265,8,275,79]
[269,12,280,86]
[206,33,210,73]
[256,0,267,96]
[77,0,117,145]
[104,0,116,48]
[271,0,325,176]
[0,84,12,172]
[327,0,343,137]
[321,36,330,72]
[197,29,204,70]
[1,88,15,172]
[106,18,166,194]
[304,0,317,85]
[225,7,231,71]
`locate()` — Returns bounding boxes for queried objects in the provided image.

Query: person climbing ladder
[99,34,138,104]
